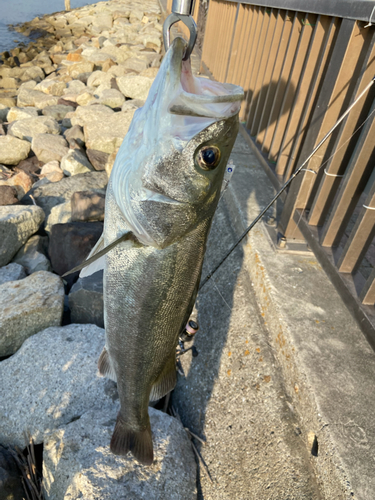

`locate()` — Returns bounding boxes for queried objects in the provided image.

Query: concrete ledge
[223,128,375,500]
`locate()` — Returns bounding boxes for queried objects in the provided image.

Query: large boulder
[0,271,64,356]
[69,270,104,327]
[9,116,60,142]
[43,406,197,500]
[31,133,69,163]
[0,135,31,165]
[0,205,44,266]
[22,171,108,220]
[0,324,113,447]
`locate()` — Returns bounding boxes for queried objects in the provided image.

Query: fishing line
[199,76,375,291]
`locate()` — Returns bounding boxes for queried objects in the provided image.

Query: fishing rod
[199,76,375,291]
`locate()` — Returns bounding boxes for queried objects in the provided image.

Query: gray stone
[40,161,64,183]
[7,106,39,122]
[69,270,103,327]
[0,263,26,285]
[63,79,86,94]
[0,271,64,356]
[0,104,9,121]
[121,98,144,112]
[0,205,44,266]
[42,104,75,121]
[32,134,69,163]
[34,79,66,96]
[84,109,135,154]
[43,406,197,500]
[45,201,71,234]
[9,116,60,142]
[25,171,107,221]
[96,88,125,108]
[122,56,149,73]
[0,324,113,447]
[21,66,44,82]
[17,87,59,109]
[0,185,18,205]
[87,70,113,88]
[0,135,31,165]
[61,149,94,176]
[12,235,51,274]
[116,74,154,100]
[70,103,114,127]
[63,124,85,148]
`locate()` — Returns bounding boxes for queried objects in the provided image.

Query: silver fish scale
[104,178,211,429]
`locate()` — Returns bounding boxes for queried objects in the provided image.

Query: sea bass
[82,36,243,465]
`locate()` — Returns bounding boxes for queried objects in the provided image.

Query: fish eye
[196,146,221,171]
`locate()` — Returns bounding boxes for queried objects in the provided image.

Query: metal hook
[163,12,197,60]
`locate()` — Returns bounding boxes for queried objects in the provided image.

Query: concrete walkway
[172,130,375,500]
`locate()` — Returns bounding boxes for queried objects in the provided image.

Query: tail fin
[110,414,154,466]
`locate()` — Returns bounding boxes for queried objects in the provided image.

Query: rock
[71,190,105,222]
[21,66,44,82]
[5,170,34,198]
[0,104,9,121]
[70,103,114,127]
[121,98,144,111]
[7,106,39,122]
[43,405,197,500]
[22,171,107,220]
[49,222,103,285]
[61,149,94,176]
[96,88,125,108]
[34,79,66,96]
[0,135,30,165]
[84,109,135,154]
[40,161,64,182]
[0,205,44,266]
[123,56,149,73]
[0,96,16,107]
[92,12,113,29]
[87,70,112,88]
[9,116,60,142]
[0,271,64,356]
[116,74,153,100]
[15,156,43,177]
[0,185,18,205]
[12,235,51,274]
[0,263,26,285]
[42,104,75,121]
[45,201,71,234]
[86,149,109,171]
[69,270,104,327]
[0,445,25,500]
[64,124,85,148]
[63,79,86,94]
[0,77,20,89]
[67,62,95,79]
[32,134,69,163]
[76,91,97,106]
[105,148,119,177]
[17,87,59,109]
[0,323,114,447]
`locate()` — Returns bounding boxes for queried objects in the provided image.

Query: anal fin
[98,347,117,382]
[149,355,176,402]
[110,413,153,466]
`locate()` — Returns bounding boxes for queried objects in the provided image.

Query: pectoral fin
[62,232,140,278]
[98,346,117,382]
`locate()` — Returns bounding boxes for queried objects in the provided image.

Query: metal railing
[167,0,375,344]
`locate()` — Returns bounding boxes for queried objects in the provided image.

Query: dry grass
[10,433,43,500]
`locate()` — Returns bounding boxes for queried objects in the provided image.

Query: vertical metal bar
[262,11,302,155]
[225,3,248,85]
[224,3,240,82]
[337,179,375,273]
[275,15,333,179]
[273,13,317,177]
[219,2,238,82]
[320,97,375,248]
[200,0,216,73]
[257,10,293,148]
[360,268,375,305]
[279,18,358,238]
[308,29,375,226]
[244,7,273,128]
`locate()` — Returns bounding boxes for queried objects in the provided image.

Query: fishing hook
[163,0,197,60]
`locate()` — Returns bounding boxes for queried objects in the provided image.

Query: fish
[81,36,244,465]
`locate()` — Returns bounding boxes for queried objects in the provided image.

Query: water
[0,0,98,54]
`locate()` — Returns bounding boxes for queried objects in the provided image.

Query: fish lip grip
[163,1,197,61]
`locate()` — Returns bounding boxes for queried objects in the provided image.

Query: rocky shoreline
[0,1,197,499]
